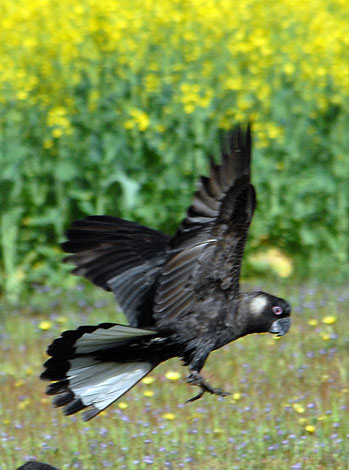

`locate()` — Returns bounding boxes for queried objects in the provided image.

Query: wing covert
[62,215,170,327]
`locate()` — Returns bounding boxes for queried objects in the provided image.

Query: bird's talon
[186,371,229,402]
[185,391,205,403]
[212,388,230,397]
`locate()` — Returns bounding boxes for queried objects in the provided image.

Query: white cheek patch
[250,296,268,315]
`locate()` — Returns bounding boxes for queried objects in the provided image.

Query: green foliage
[0,1,348,299]
[1,92,348,300]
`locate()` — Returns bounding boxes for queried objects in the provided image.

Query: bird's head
[240,291,291,337]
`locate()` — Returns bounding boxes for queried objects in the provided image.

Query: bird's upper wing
[153,125,256,327]
[62,216,170,327]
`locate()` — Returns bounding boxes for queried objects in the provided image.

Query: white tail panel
[74,324,155,354]
[68,358,153,410]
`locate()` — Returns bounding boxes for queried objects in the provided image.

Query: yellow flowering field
[2,0,348,132]
[0,0,348,297]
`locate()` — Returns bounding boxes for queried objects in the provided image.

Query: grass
[0,280,348,469]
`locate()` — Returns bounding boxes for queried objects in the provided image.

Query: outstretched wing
[153,124,256,327]
[62,216,170,327]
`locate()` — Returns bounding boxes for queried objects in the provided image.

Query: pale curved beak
[269,317,291,336]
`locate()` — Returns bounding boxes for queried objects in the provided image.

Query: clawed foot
[186,371,230,403]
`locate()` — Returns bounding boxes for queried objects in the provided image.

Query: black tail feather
[41,323,168,420]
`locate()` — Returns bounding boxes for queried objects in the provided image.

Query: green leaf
[55,161,79,181]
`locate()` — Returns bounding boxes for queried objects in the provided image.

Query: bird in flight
[41,124,291,421]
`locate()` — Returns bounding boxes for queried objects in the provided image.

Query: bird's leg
[186,370,230,403]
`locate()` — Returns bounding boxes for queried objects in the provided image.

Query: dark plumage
[16,462,58,470]
[41,124,291,420]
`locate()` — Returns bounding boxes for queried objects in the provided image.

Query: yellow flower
[293,403,305,413]
[322,315,337,324]
[162,412,175,420]
[320,332,331,341]
[283,63,295,75]
[47,107,72,138]
[16,90,28,100]
[144,390,154,397]
[142,377,154,385]
[137,112,150,131]
[39,320,52,330]
[18,398,31,410]
[124,108,150,132]
[307,319,318,326]
[298,417,308,425]
[232,392,241,401]
[52,128,63,139]
[184,103,195,114]
[118,402,128,410]
[165,371,181,381]
[305,425,316,433]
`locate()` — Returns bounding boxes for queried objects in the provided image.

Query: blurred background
[0,0,348,299]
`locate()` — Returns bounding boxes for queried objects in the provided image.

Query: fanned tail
[41,323,167,421]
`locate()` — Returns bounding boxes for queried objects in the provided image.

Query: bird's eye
[272,306,283,315]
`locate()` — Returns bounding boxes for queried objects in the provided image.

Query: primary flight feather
[41,124,291,420]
